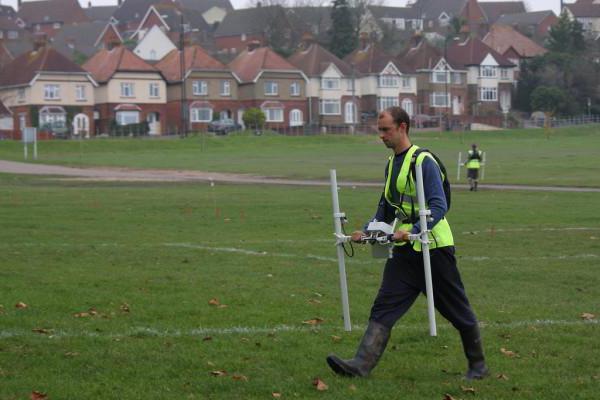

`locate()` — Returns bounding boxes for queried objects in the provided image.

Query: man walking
[326,107,488,380]
[465,144,483,191]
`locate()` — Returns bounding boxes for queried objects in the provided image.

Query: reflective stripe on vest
[466,150,482,169]
[384,145,454,251]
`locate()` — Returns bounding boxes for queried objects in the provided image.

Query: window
[430,92,450,107]
[76,85,86,101]
[479,87,498,101]
[120,82,134,97]
[149,83,160,98]
[500,68,509,80]
[39,107,66,129]
[401,98,414,117]
[378,75,399,87]
[452,72,462,84]
[53,22,61,29]
[241,33,246,41]
[432,71,449,83]
[377,96,399,111]
[480,65,497,78]
[192,80,208,96]
[321,78,340,90]
[17,88,25,102]
[264,81,278,95]
[44,84,60,100]
[290,109,303,126]
[320,99,341,115]
[150,50,157,60]
[116,111,139,125]
[190,107,212,122]
[290,82,300,96]
[219,80,230,96]
[264,107,283,122]
[347,79,355,91]
[401,77,411,89]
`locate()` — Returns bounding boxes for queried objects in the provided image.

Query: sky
[1,0,564,16]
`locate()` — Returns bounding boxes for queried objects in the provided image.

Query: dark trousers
[369,244,478,332]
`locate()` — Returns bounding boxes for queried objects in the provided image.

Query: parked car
[208,119,242,135]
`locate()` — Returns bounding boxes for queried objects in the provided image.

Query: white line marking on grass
[460,254,599,262]
[462,227,600,235]
[0,320,597,340]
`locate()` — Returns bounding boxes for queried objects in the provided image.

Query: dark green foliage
[547,12,585,54]
[530,86,568,115]
[329,0,356,59]
[242,107,265,130]
[109,120,150,136]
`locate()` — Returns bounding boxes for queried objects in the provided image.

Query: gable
[133,25,176,60]
[380,61,400,75]
[432,58,452,71]
[321,63,343,78]
[481,53,499,66]
[202,6,227,24]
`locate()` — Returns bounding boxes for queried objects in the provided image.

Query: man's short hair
[382,106,410,134]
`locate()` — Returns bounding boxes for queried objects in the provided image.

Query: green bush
[242,108,265,131]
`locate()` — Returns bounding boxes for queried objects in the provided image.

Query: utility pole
[351,62,356,134]
[444,37,450,131]
[179,12,187,138]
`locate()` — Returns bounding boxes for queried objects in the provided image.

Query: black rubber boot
[460,325,489,380]
[326,320,391,377]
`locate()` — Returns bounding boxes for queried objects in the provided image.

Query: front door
[73,113,89,137]
[344,102,356,124]
[452,96,462,115]
[237,109,245,129]
[146,112,160,135]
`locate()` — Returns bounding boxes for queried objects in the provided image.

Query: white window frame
[190,107,213,122]
[430,92,450,108]
[120,82,134,98]
[480,65,497,78]
[479,87,498,102]
[264,81,278,96]
[115,111,140,125]
[44,84,60,100]
[150,49,157,60]
[500,68,509,80]
[401,77,411,89]
[452,72,462,84]
[378,75,399,88]
[431,71,449,83]
[75,85,86,101]
[377,96,399,111]
[39,108,66,129]
[321,78,340,90]
[53,22,61,29]
[320,99,341,115]
[219,80,231,96]
[290,82,300,96]
[149,83,160,98]
[401,98,414,117]
[289,109,303,126]
[192,80,208,96]
[17,88,25,102]
[264,107,283,122]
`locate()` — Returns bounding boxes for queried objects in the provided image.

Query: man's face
[377,112,404,149]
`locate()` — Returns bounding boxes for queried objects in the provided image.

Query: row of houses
[0,29,523,139]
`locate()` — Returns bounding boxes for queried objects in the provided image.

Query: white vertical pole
[24,143,28,160]
[456,152,462,181]
[330,169,352,332]
[415,163,437,337]
[33,129,38,160]
[481,152,486,181]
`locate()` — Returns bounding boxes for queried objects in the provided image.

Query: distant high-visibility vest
[466,149,483,169]
[384,145,454,251]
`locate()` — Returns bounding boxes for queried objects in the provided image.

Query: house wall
[203,7,227,24]
[133,26,176,61]
[215,34,265,53]
[96,72,166,104]
[94,102,167,135]
[29,75,95,106]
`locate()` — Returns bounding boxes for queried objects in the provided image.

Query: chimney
[88,1,91,7]
[256,1,261,7]
[18,0,22,10]
[247,40,260,52]
[301,32,315,50]
[359,32,369,51]
[118,0,122,5]
[33,33,47,51]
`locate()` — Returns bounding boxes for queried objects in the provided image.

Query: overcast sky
[2,0,564,16]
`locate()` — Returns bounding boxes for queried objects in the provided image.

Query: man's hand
[351,231,365,243]
[392,230,410,242]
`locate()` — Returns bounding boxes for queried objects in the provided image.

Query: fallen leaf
[15,302,28,309]
[500,347,518,358]
[32,328,52,335]
[73,312,90,318]
[443,394,457,400]
[206,361,215,367]
[64,352,79,357]
[232,374,248,381]
[31,391,48,400]
[208,298,220,306]
[461,386,476,394]
[272,393,282,398]
[580,312,595,320]
[331,335,342,342]
[120,304,130,313]
[308,299,321,305]
[202,336,212,342]
[496,373,509,380]
[312,378,328,391]
[302,318,324,325]
[210,370,227,377]
[349,384,357,391]
[217,304,228,308]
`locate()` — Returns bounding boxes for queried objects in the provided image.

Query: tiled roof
[399,39,446,72]
[113,0,161,23]
[0,45,86,87]
[215,6,285,37]
[51,21,107,60]
[344,43,402,74]
[288,42,353,77]
[446,36,515,68]
[0,14,20,30]
[177,0,233,14]
[0,5,16,16]
[286,7,331,44]
[155,45,227,82]
[409,0,467,19]
[479,1,526,23]
[82,45,158,83]
[496,10,556,26]
[483,24,547,58]
[566,0,600,18]
[368,5,421,19]
[84,6,118,22]
[228,46,300,82]
[17,0,90,26]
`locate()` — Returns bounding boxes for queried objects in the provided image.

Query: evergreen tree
[329,0,356,59]
[547,12,585,54]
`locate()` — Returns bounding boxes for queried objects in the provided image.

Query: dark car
[207,118,242,135]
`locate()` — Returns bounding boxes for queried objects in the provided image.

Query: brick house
[496,11,558,42]
[0,42,96,139]
[228,43,307,129]
[288,38,358,127]
[83,45,167,135]
[16,0,90,38]
[565,0,600,38]
[155,44,240,133]
[345,38,417,121]
[0,6,23,41]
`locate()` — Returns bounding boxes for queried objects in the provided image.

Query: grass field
[1,125,600,187]
[0,168,599,399]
